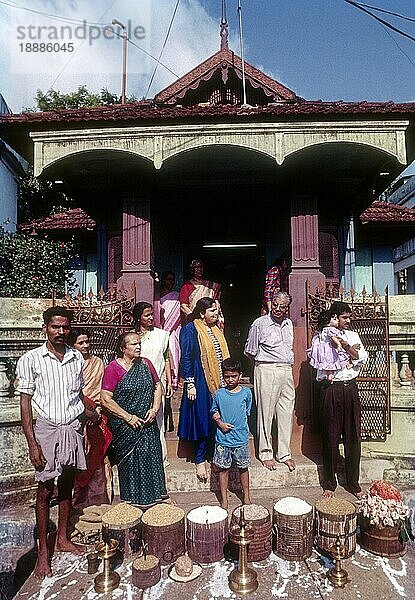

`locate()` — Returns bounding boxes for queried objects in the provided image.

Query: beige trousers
[254,362,295,462]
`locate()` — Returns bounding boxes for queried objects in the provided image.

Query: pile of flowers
[357,480,410,528]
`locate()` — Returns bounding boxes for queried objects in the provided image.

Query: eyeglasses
[272,304,289,310]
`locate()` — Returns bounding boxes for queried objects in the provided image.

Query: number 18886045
[19,42,74,52]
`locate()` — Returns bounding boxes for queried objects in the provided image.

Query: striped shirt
[16,343,84,425]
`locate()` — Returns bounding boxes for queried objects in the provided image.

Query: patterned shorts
[213,443,251,470]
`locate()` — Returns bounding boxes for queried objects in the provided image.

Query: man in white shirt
[16,307,95,579]
[245,292,296,472]
[318,301,368,499]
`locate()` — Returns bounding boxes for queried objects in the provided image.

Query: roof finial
[220,0,229,50]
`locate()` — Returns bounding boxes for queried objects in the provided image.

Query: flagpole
[237,0,248,106]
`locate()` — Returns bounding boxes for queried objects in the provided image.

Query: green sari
[109,360,167,507]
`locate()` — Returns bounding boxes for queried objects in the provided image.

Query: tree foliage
[0,226,77,298]
[18,171,75,222]
[29,85,136,111]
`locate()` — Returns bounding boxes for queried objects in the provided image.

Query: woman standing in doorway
[178,297,229,482]
[159,271,181,392]
[180,259,223,327]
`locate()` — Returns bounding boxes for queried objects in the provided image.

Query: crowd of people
[15,258,368,579]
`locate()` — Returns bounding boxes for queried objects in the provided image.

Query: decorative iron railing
[56,283,136,364]
[306,282,390,441]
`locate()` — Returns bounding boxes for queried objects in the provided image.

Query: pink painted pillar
[289,195,325,456]
[118,197,154,302]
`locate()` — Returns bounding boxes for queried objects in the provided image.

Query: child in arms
[307,310,352,382]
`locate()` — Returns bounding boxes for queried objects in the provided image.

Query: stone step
[112,456,393,496]
[165,430,256,459]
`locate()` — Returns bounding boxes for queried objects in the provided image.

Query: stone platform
[11,487,415,600]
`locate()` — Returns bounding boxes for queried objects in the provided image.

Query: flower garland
[357,480,410,528]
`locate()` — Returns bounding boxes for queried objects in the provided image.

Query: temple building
[1,15,415,456]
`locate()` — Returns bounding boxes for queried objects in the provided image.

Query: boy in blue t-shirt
[211,358,252,510]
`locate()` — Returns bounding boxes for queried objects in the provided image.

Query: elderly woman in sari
[180,259,223,327]
[101,332,169,507]
[178,297,230,482]
[68,329,112,509]
[133,302,171,466]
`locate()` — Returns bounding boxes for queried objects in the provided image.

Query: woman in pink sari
[180,260,223,327]
[159,272,181,392]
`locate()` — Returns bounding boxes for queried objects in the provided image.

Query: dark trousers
[319,380,361,493]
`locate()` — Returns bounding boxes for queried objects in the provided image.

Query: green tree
[29,85,136,111]
[18,170,75,222]
[0,226,77,297]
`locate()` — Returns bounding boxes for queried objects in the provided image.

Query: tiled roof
[360,201,415,224]
[19,208,96,231]
[2,100,415,127]
[154,49,299,104]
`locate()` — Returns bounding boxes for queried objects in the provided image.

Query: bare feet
[322,490,335,498]
[54,539,84,555]
[353,491,365,500]
[282,459,296,472]
[261,459,278,470]
[33,553,52,580]
[220,499,228,511]
[196,462,208,482]
[163,497,177,505]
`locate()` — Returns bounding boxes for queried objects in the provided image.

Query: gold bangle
[127,414,134,423]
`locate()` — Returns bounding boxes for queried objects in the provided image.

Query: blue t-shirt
[211,386,252,448]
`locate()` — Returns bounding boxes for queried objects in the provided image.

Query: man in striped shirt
[16,306,93,579]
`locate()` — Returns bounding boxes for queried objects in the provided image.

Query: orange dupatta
[193,318,229,395]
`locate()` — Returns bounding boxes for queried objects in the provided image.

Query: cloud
[1,0,236,112]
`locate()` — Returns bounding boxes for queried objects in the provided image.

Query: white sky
[1,0,238,111]
[1,1,415,112]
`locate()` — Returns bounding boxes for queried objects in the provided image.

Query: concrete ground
[10,485,415,600]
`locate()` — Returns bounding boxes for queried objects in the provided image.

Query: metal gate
[55,284,136,364]
[306,282,390,441]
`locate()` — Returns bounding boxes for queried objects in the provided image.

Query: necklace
[119,357,134,370]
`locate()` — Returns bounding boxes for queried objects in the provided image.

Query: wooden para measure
[273,497,313,561]
[186,506,228,564]
[102,503,142,558]
[141,504,185,565]
[132,555,161,589]
[315,498,357,558]
[359,516,406,558]
[230,504,272,562]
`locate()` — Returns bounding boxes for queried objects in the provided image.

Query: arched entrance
[154,145,289,364]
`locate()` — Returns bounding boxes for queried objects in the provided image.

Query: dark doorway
[184,244,265,371]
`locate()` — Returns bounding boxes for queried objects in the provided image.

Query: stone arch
[37,147,153,177]
[282,139,405,166]
[159,137,278,169]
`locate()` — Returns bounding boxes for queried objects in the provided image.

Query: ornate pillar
[289,196,325,456]
[118,196,154,302]
[289,195,325,325]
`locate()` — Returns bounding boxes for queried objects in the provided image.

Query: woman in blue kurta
[178,297,229,482]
